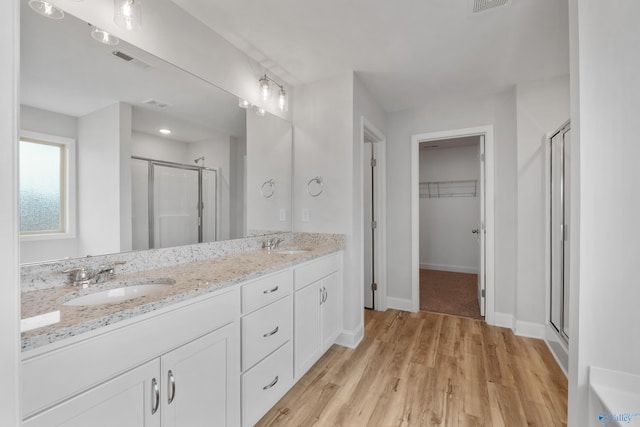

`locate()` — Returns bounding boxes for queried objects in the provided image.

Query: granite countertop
[21,243,342,352]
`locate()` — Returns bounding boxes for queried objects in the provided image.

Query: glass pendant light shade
[29,0,64,19]
[278,88,288,112]
[91,26,120,45]
[114,0,142,31]
[259,75,271,101]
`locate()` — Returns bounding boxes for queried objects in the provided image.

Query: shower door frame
[132,156,219,249]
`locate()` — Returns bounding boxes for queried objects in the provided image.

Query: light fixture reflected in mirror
[114,0,142,31]
[258,74,288,112]
[90,25,119,45]
[256,106,266,117]
[29,0,64,19]
[238,98,250,109]
[158,128,172,135]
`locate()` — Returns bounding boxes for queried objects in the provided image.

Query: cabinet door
[321,271,342,351]
[294,282,322,379]
[23,359,161,427]
[161,323,240,427]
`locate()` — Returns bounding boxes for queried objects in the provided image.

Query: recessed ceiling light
[159,129,172,135]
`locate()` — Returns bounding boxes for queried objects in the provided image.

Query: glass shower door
[550,124,571,341]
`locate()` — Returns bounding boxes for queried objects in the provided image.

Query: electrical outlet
[301,208,310,222]
[279,208,286,221]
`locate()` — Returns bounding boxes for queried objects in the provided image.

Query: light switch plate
[279,208,286,221]
[301,208,309,222]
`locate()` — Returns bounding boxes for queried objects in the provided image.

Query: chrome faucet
[262,237,284,251]
[62,260,127,288]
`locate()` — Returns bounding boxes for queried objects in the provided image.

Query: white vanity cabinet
[22,289,240,427]
[294,253,343,379]
[240,270,294,427]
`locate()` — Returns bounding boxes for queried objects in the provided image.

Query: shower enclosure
[549,121,571,343]
[131,156,218,250]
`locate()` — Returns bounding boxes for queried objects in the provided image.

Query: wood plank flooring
[256,309,567,427]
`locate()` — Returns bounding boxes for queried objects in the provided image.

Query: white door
[23,359,161,427]
[477,136,486,316]
[161,324,239,427]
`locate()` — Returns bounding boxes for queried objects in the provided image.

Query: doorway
[418,136,484,319]
[361,118,387,311]
[411,126,495,324]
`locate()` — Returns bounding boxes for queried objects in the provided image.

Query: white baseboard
[514,319,546,339]
[387,297,415,312]
[493,312,515,329]
[419,263,478,274]
[336,324,363,349]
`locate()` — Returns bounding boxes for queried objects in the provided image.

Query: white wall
[131,131,189,164]
[515,75,570,326]
[419,144,480,273]
[77,103,131,256]
[568,1,640,425]
[19,106,81,263]
[0,1,20,423]
[386,95,498,304]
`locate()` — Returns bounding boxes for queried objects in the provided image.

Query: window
[19,131,76,240]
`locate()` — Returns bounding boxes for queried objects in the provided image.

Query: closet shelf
[419,180,477,198]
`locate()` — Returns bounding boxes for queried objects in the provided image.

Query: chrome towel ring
[261,179,276,198]
[307,176,323,197]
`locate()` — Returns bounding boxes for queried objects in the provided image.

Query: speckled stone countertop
[21,239,343,352]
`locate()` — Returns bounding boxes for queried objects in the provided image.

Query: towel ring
[261,179,276,198]
[307,176,323,197]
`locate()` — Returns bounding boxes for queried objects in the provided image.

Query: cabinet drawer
[242,295,292,370]
[294,253,342,290]
[241,269,292,314]
[242,342,293,427]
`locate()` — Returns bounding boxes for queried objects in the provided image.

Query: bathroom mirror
[19,0,292,264]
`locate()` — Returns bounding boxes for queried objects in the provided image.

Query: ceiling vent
[473,0,511,13]
[142,98,172,109]
[112,50,152,70]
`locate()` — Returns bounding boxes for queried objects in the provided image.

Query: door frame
[410,125,495,324]
[361,117,388,311]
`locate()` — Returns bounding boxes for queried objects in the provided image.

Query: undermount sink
[273,248,310,255]
[61,278,175,307]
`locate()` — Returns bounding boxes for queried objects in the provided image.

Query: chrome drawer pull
[263,376,279,390]
[263,326,279,337]
[168,370,176,404]
[263,285,279,294]
[151,378,159,415]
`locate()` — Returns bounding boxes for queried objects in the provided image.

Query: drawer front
[242,342,293,427]
[22,289,239,419]
[294,252,342,291]
[242,295,292,371]
[241,269,292,314]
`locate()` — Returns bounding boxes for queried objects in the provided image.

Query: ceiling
[21,0,246,143]
[170,0,570,113]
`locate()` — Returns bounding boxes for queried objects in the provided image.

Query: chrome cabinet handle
[151,378,159,415]
[319,287,323,305]
[263,285,279,294]
[472,229,479,234]
[263,326,279,337]
[263,376,279,390]
[168,370,176,405]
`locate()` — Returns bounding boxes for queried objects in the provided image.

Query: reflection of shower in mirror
[194,156,205,166]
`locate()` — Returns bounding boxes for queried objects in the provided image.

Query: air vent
[142,98,172,109]
[473,0,511,13]
[111,50,152,70]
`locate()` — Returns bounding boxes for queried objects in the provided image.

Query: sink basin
[62,279,175,306]
[273,248,310,255]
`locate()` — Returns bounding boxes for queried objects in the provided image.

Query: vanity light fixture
[90,25,120,45]
[159,128,172,135]
[258,74,288,112]
[28,0,64,19]
[114,0,142,31]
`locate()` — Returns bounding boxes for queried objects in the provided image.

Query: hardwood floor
[256,309,568,426]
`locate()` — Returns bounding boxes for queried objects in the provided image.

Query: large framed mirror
[19,0,292,264]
